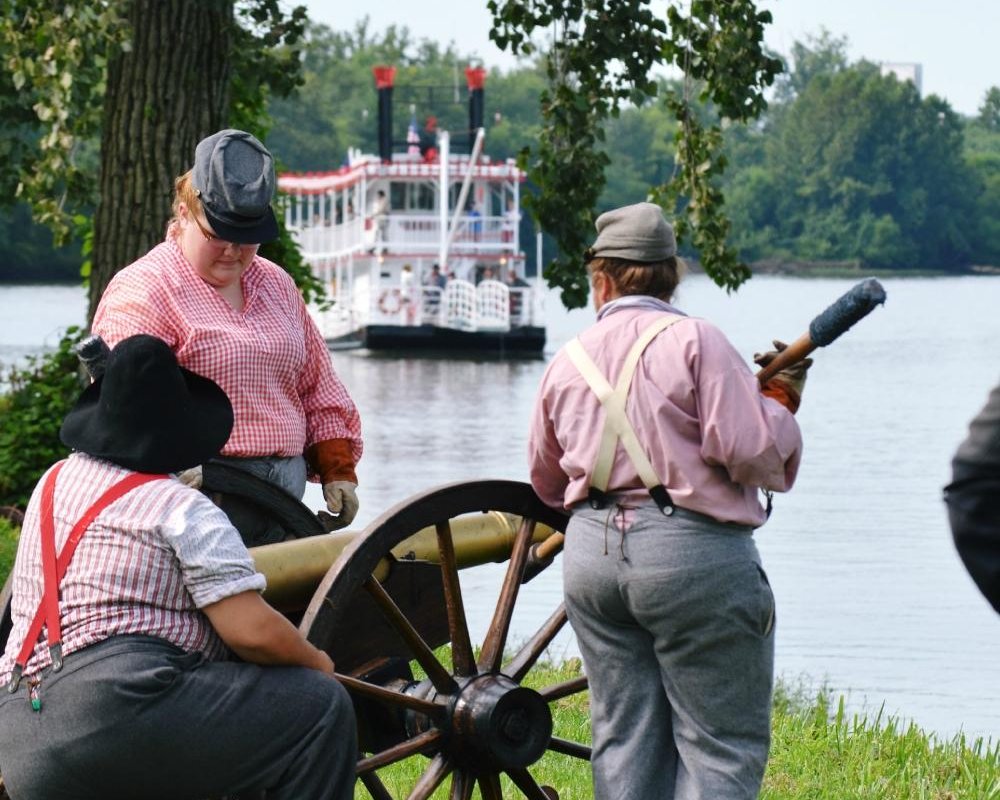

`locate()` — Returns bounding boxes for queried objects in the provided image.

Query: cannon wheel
[300,480,591,800]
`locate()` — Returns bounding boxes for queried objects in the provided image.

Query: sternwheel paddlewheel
[300,480,590,799]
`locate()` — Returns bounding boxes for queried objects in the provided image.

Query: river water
[2,275,1000,742]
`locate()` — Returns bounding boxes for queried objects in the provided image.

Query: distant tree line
[4,24,1000,283]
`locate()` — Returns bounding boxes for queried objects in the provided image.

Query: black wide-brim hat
[60,335,234,475]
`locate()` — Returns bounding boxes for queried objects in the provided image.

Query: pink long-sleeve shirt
[93,240,361,467]
[528,302,802,527]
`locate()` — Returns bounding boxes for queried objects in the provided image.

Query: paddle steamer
[277,66,545,355]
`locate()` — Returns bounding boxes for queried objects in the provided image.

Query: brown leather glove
[754,340,812,414]
[304,438,358,484]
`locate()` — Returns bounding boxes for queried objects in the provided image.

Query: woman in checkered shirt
[93,130,362,544]
[0,335,355,799]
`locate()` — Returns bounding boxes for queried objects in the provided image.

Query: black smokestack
[466,66,485,151]
[373,66,397,163]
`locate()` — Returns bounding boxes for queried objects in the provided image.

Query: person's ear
[591,271,610,310]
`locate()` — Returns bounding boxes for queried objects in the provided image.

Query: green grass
[765,682,1000,799]
[355,661,1000,800]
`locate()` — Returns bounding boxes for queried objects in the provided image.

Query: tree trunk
[88,0,234,321]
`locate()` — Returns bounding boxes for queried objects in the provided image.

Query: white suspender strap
[564,314,686,498]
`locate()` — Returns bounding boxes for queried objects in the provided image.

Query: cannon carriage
[0,463,590,799]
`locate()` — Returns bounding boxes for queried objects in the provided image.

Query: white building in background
[880,62,923,95]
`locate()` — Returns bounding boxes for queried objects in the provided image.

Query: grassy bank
[358,661,1000,799]
[766,683,1000,799]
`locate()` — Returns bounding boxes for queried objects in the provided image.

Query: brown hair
[587,255,685,301]
[166,170,203,238]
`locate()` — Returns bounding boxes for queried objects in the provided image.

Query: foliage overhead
[488,0,781,307]
[0,3,129,244]
[0,1,308,263]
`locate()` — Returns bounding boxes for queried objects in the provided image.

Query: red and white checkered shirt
[92,239,362,468]
[0,454,266,684]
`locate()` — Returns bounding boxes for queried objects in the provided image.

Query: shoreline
[682,258,1000,279]
[3,262,1000,289]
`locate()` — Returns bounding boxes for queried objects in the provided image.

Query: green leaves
[0,2,129,244]
[490,0,779,307]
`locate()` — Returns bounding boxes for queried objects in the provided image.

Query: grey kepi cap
[192,129,279,244]
[591,202,677,262]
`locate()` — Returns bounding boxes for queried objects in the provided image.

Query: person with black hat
[527,203,805,800]
[92,129,362,545]
[0,334,356,800]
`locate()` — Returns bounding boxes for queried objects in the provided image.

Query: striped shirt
[92,239,362,468]
[0,453,266,684]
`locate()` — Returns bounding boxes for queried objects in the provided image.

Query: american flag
[407,114,420,155]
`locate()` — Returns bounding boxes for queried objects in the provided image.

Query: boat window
[390,183,406,211]
[407,182,436,211]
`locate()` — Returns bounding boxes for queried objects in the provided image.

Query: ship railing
[366,280,538,333]
[436,279,511,332]
[290,217,367,259]
[375,213,515,254]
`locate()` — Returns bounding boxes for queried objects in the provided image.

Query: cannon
[0,463,589,800]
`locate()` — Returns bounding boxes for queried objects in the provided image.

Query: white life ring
[378,289,402,314]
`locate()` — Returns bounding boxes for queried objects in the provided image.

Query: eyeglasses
[191,214,257,249]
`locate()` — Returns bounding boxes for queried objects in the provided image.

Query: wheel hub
[448,674,553,770]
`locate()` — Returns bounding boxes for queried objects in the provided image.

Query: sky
[301,0,999,117]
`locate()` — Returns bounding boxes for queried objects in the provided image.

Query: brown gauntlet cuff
[305,438,358,484]
[761,381,801,415]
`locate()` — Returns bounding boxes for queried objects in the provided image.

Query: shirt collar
[596,295,686,321]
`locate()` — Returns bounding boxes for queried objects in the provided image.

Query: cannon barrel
[253,511,558,613]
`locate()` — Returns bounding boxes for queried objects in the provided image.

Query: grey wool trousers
[0,635,356,800]
[563,503,776,800]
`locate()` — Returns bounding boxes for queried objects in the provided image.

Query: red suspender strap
[38,461,65,671]
[7,464,168,692]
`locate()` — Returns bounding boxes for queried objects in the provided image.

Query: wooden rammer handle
[754,331,817,386]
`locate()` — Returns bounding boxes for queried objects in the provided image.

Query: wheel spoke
[359,771,394,800]
[435,520,476,677]
[506,767,555,799]
[539,675,588,702]
[548,736,592,761]
[335,672,445,718]
[478,516,537,673]
[478,771,503,800]
[505,603,569,682]
[407,752,453,800]
[357,729,442,774]
[364,575,458,694]
[449,768,475,800]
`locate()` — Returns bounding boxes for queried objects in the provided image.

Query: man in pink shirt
[528,203,805,800]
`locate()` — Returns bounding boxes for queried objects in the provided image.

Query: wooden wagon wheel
[300,479,590,800]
